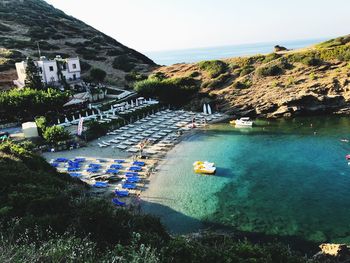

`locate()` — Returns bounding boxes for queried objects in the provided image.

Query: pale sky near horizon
[46,0,350,52]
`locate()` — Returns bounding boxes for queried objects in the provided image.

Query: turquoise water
[145,38,329,65]
[142,116,350,243]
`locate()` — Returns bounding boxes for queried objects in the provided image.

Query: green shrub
[112,55,135,72]
[125,71,147,82]
[233,79,252,89]
[240,65,255,76]
[257,64,283,77]
[90,68,107,82]
[197,60,227,78]
[0,88,69,122]
[264,53,281,63]
[43,125,71,145]
[35,116,48,136]
[134,77,199,105]
[301,56,323,66]
[86,121,108,139]
[106,49,124,56]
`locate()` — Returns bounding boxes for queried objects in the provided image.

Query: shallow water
[142,116,350,243]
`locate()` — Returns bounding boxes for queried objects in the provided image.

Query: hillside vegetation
[153,35,350,118]
[0,0,156,88]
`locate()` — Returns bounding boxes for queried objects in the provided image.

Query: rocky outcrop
[314,244,350,262]
[274,45,288,52]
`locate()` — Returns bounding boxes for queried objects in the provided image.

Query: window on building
[62,63,67,70]
[39,67,43,73]
[73,74,76,80]
[49,66,54,72]
[72,64,77,69]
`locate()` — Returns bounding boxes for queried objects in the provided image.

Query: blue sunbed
[133,161,145,166]
[67,167,80,172]
[122,183,137,189]
[69,173,82,178]
[106,169,119,174]
[93,182,109,188]
[112,198,126,206]
[51,163,59,168]
[110,164,123,169]
[115,190,129,197]
[126,178,140,183]
[89,163,102,168]
[114,159,125,163]
[125,172,139,177]
[74,158,86,163]
[128,166,142,172]
[55,158,67,162]
[87,168,99,173]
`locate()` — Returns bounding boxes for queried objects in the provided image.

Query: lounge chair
[110,164,123,169]
[115,190,129,197]
[93,182,109,188]
[128,166,142,172]
[114,159,125,163]
[133,161,145,166]
[106,169,119,174]
[122,183,137,189]
[69,173,82,178]
[112,198,126,206]
[125,172,139,177]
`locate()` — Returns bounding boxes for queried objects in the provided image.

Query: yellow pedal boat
[193,161,216,174]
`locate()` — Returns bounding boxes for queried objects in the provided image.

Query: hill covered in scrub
[0,0,156,88]
[150,35,350,118]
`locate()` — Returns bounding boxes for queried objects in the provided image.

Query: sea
[145,38,328,65]
[142,116,350,244]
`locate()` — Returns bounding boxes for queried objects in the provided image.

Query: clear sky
[46,0,350,52]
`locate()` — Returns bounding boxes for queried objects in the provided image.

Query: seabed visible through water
[142,116,350,244]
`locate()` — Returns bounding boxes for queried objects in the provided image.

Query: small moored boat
[234,117,253,127]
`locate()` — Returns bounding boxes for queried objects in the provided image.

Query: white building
[14,55,81,88]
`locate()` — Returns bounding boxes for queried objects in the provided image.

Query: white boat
[207,104,212,115]
[203,104,208,115]
[235,117,253,127]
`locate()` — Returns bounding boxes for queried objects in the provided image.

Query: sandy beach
[42,109,226,209]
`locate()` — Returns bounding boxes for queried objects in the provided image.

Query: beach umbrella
[57,118,60,124]
[64,116,69,123]
[136,99,139,107]
[85,111,89,117]
[203,104,207,115]
[149,98,152,102]
[131,100,134,107]
[79,114,82,119]
[72,115,76,121]
[207,104,212,115]
[110,105,113,110]
[100,114,103,120]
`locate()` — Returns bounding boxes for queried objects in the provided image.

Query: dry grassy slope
[155,37,350,118]
[0,0,156,89]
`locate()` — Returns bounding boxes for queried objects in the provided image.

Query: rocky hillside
[0,0,156,89]
[154,35,350,118]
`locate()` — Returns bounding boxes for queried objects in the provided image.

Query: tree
[43,125,71,145]
[24,57,44,90]
[90,68,107,82]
